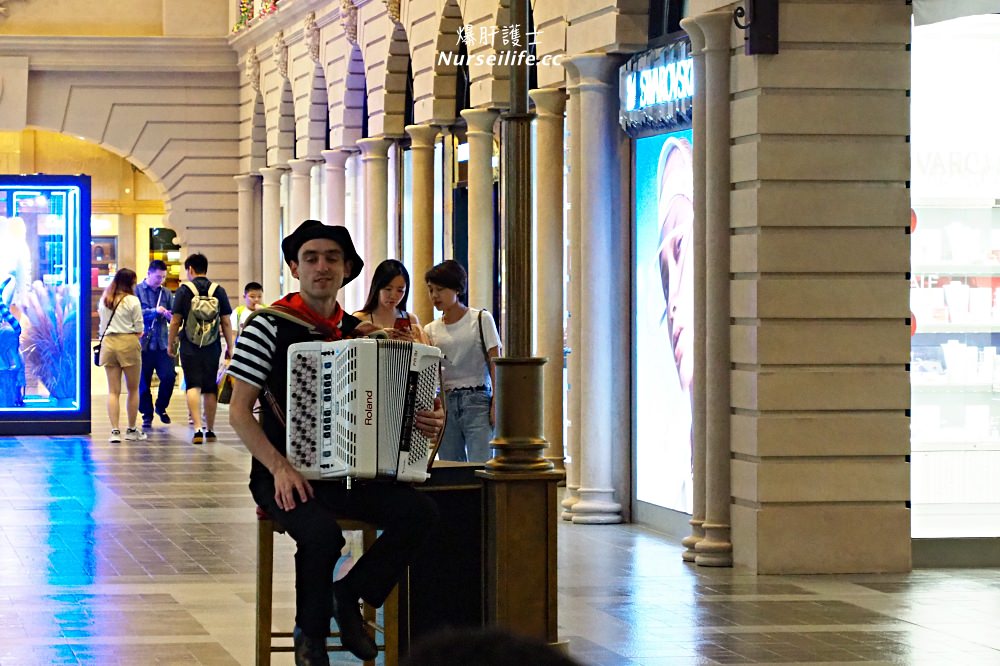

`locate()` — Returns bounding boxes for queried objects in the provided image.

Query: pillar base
[570,490,622,524]
[694,522,732,567]
[560,486,580,521]
[681,518,705,562]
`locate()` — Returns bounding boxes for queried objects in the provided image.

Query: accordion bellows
[286,339,443,483]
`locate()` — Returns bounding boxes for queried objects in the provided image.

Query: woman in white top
[97,268,146,443]
[424,260,501,462]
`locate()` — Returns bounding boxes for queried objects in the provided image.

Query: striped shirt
[226,312,280,389]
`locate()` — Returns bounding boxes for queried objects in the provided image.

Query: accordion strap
[243,305,319,431]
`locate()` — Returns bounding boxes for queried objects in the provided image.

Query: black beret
[280,220,364,286]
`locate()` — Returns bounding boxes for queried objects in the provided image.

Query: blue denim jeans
[437,388,494,463]
[139,348,177,419]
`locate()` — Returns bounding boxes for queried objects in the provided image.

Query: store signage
[623,58,694,112]
[619,39,694,136]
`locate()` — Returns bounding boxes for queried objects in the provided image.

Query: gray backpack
[182,281,220,346]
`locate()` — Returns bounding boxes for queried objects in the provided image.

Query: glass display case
[0,175,91,434]
[910,206,1000,537]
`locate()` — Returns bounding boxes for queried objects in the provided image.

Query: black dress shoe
[293,626,329,666]
[331,581,378,661]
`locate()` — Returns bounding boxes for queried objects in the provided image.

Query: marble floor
[1,396,999,665]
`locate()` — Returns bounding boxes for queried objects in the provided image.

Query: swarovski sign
[619,39,693,136]
[623,58,694,112]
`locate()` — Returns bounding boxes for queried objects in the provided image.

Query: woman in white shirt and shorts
[424,260,501,463]
[97,268,146,442]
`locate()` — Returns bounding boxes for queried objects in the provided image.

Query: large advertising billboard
[0,175,91,434]
[634,129,694,514]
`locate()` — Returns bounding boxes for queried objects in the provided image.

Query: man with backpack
[167,253,235,444]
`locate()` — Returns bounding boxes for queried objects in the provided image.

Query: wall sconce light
[733,0,779,55]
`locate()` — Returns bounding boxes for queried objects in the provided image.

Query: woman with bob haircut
[352,259,429,343]
[423,259,501,462]
[97,267,146,443]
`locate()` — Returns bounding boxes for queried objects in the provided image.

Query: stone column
[565,54,625,524]
[321,149,352,227]
[288,158,318,230]
[260,166,287,299]
[406,124,439,325]
[726,3,911,573]
[679,18,709,563]
[460,108,499,310]
[530,87,567,472]
[357,137,392,288]
[561,68,583,519]
[235,173,262,290]
[286,158,318,292]
[692,11,734,568]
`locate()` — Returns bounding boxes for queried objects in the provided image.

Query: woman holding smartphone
[352,259,429,343]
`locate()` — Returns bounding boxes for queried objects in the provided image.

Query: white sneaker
[124,427,147,441]
[109,429,122,443]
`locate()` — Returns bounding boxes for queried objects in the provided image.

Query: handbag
[217,370,233,404]
[94,298,123,366]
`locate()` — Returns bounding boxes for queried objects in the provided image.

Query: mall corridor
[0,400,997,666]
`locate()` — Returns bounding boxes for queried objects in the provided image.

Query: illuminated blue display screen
[634,130,694,514]
[0,175,91,434]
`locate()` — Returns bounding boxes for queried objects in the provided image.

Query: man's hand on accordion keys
[414,396,445,443]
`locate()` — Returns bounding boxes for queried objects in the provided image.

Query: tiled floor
[1,392,999,665]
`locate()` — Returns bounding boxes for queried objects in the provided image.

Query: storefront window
[624,38,695,517]
[910,15,1000,538]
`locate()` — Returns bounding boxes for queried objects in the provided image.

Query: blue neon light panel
[0,175,91,434]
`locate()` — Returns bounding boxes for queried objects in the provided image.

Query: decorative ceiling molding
[341,0,358,46]
[0,36,237,73]
[246,46,261,93]
[304,12,320,63]
[273,30,288,79]
[383,0,400,24]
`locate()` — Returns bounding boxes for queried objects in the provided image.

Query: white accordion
[285,338,442,483]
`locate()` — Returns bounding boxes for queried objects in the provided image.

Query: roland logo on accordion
[286,338,442,483]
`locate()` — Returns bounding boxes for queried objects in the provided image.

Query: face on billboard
[635,130,694,514]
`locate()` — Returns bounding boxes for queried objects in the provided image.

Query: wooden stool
[255,509,399,666]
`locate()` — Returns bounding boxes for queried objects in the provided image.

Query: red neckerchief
[270,293,344,340]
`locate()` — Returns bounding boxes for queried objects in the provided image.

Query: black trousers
[250,475,438,639]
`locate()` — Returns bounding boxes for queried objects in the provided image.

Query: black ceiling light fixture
[733,0,779,55]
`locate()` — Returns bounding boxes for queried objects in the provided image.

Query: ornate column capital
[273,30,288,79]
[382,0,400,24]
[529,88,567,117]
[563,53,626,90]
[304,12,321,64]
[259,165,289,184]
[321,148,354,169]
[696,10,736,52]
[234,173,262,191]
[245,46,261,94]
[356,137,392,160]
[288,157,321,175]
[405,124,439,149]
[460,108,499,134]
[680,17,707,55]
[341,0,358,46]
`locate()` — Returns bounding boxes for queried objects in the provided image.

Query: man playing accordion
[227,220,443,665]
